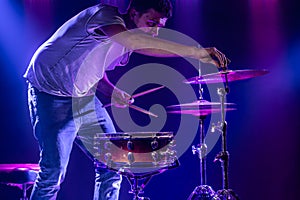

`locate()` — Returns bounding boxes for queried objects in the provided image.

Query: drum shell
[93,132,176,169]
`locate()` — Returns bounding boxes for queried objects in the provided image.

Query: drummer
[24,0,230,199]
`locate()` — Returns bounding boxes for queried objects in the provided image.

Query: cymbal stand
[187,58,216,200]
[188,115,216,200]
[213,72,239,200]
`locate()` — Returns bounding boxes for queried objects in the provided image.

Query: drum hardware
[118,159,180,200]
[104,141,112,150]
[211,69,268,199]
[187,62,220,200]
[211,72,240,200]
[104,153,112,163]
[151,139,159,150]
[167,66,233,199]
[167,98,236,200]
[179,68,269,199]
[93,132,176,170]
[186,114,217,200]
[128,152,135,164]
[151,152,159,163]
[167,101,236,199]
[127,140,134,151]
[92,67,269,199]
[93,132,179,199]
[127,175,151,200]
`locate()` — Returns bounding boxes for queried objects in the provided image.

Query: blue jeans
[27,84,121,200]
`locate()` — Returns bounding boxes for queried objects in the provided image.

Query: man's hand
[111,87,134,108]
[97,73,133,108]
[197,47,231,68]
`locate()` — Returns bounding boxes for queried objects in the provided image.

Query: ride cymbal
[184,69,269,84]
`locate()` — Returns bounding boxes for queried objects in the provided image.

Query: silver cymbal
[167,99,235,108]
[184,69,269,84]
[168,108,236,117]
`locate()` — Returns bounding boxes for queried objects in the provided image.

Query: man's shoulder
[87,3,123,19]
[98,3,120,12]
[81,3,120,15]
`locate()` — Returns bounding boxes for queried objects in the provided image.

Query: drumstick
[131,85,165,98]
[128,104,158,118]
[102,85,165,108]
[103,104,158,117]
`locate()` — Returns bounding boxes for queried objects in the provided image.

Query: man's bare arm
[99,24,229,67]
[97,73,133,107]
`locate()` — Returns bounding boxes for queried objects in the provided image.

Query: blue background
[0,0,299,199]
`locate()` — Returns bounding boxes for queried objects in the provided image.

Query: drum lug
[104,153,112,163]
[104,141,112,150]
[151,152,159,163]
[127,152,135,164]
[151,139,159,150]
[127,140,134,151]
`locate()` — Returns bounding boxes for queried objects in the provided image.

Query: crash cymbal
[168,108,236,117]
[167,99,235,108]
[184,69,269,84]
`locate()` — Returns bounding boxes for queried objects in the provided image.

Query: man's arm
[99,24,229,67]
[96,73,115,97]
[97,73,133,107]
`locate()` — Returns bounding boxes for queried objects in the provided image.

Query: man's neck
[122,13,136,30]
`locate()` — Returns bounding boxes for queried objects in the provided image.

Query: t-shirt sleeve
[87,5,125,34]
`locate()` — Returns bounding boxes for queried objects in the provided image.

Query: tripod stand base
[213,189,239,200]
[188,185,216,200]
[133,197,150,200]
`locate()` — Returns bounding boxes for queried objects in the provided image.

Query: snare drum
[93,132,176,170]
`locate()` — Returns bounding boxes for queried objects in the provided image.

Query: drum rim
[95,132,174,139]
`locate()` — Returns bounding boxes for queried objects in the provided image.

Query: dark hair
[129,0,173,18]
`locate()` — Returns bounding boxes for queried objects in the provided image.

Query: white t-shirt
[24,4,131,97]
